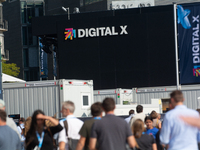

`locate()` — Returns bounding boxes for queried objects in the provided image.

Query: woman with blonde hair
[132,119,157,150]
[150,111,161,129]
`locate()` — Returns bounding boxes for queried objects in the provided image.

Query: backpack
[63,120,79,150]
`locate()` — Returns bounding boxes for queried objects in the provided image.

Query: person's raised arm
[37,114,59,126]
[180,116,200,128]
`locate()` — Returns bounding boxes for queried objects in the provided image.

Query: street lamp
[73,7,80,13]
[62,6,70,20]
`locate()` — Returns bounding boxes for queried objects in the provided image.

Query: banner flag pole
[173,3,180,90]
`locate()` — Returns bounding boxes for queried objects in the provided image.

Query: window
[30,69,39,81]
[80,0,84,7]
[83,96,89,106]
[27,2,35,24]
[35,2,43,17]
[22,27,27,45]
[24,69,39,81]
[21,1,43,24]
[21,2,27,23]
[24,70,29,81]
[28,26,33,45]
[0,5,3,25]
[35,7,39,17]
[39,7,43,16]
[23,48,29,68]
[81,93,90,107]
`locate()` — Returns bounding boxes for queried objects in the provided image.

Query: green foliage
[2,60,20,77]
[123,101,130,105]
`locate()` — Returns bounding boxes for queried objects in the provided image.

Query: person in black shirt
[132,119,157,150]
[89,98,135,150]
[76,102,103,150]
[25,110,63,150]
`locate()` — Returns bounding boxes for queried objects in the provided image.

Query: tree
[2,60,20,77]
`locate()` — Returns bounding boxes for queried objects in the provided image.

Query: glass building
[3,0,44,81]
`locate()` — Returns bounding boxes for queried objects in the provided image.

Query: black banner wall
[178,3,200,84]
[57,7,176,89]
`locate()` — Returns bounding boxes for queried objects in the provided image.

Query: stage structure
[33,4,195,90]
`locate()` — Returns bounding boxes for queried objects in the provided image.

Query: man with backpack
[58,101,83,150]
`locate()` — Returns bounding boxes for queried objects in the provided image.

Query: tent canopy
[2,73,25,83]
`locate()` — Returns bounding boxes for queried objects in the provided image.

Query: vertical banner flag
[39,38,48,78]
[53,51,57,77]
[178,4,200,84]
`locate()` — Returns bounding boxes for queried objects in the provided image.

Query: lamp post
[62,6,70,20]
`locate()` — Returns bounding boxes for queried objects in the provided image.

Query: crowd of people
[0,90,200,150]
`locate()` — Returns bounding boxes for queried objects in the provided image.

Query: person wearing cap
[0,99,21,138]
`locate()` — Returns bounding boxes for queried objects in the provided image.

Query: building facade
[3,0,44,81]
[45,0,200,16]
[0,0,8,99]
[9,0,199,81]
[155,0,200,6]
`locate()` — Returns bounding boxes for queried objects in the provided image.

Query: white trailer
[94,88,162,115]
[2,81,164,119]
[115,99,162,116]
[133,84,200,112]
[94,88,133,105]
[3,79,93,119]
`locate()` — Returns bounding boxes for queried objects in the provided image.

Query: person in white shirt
[17,117,25,150]
[17,118,25,140]
[59,101,83,150]
[124,109,134,124]
[129,105,146,127]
